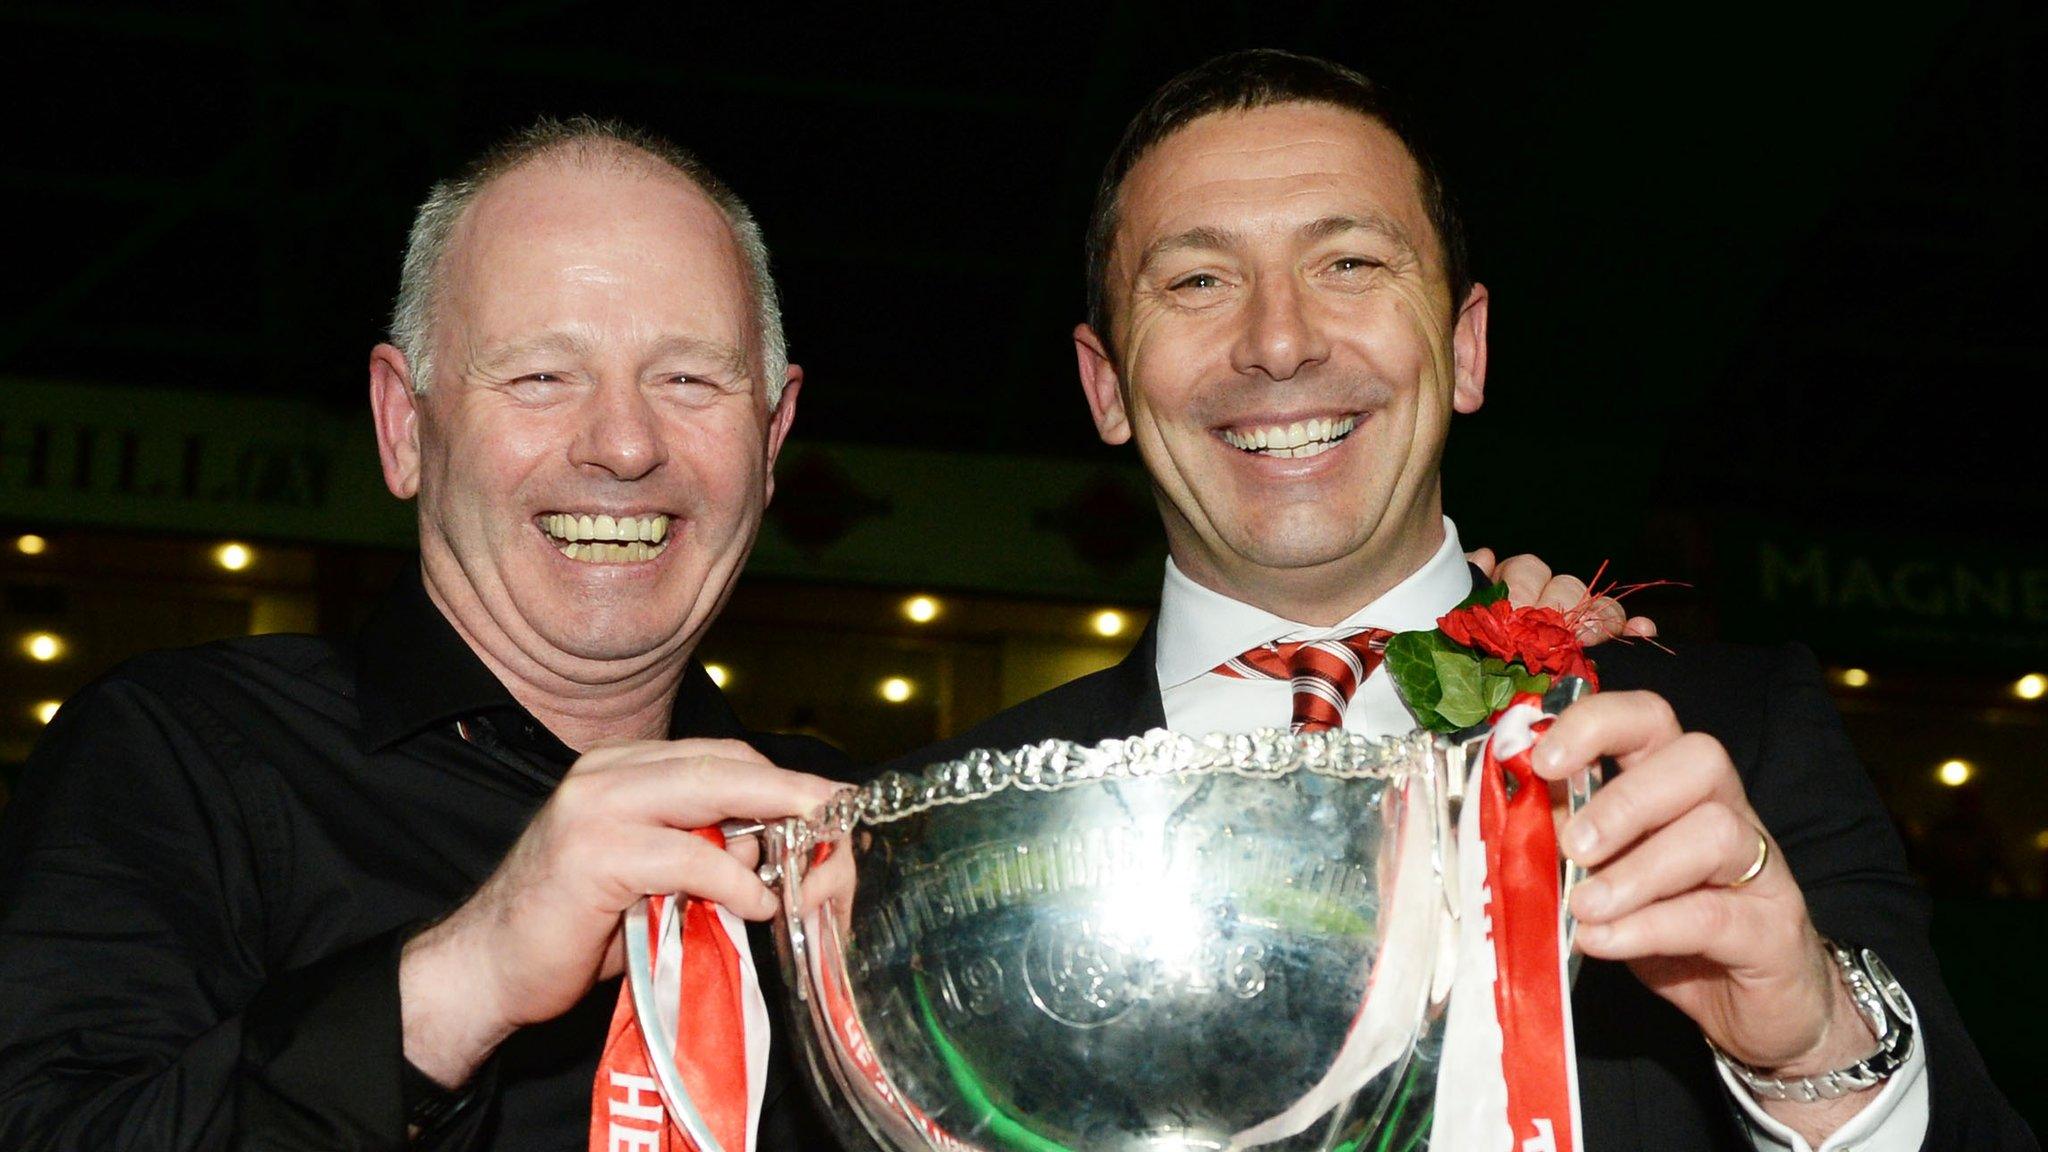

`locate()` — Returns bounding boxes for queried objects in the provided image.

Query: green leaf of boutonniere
[1484,671,1516,712]
[1384,629,1456,730]
[1432,648,1491,729]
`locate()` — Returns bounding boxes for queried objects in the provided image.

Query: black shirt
[0,566,854,1150]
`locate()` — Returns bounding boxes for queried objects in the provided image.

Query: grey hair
[389,115,789,404]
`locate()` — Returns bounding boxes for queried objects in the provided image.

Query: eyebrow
[1300,212,1417,255]
[471,330,594,373]
[1134,212,1420,277]
[474,331,751,377]
[1135,225,1242,275]
[642,334,751,377]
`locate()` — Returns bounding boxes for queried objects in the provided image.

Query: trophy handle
[621,894,734,1152]
[766,822,911,1152]
[1431,675,1600,1004]
[1546,676,1602,965]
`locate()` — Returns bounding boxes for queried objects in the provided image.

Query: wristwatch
[403,1055,477,1136]
[1712,938,1917,1104]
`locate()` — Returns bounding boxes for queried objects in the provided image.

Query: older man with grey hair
[0,115,852,1151]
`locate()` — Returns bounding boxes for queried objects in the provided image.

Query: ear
[763,364,803,503]
[1452,283,1489,415]
[368,343,423,499]
[1074,323,1131,445]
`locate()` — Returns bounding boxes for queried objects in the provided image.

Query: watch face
[1862,948,1913,1021]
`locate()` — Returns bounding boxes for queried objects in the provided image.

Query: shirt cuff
[237,928,410,1149]
[1719,987,1929,1152]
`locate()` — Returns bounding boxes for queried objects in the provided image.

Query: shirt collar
[353,561,741,758]
[1154,516,1472,690]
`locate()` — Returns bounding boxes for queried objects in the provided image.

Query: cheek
[1381,282,1457,389]
[440,427,549,506]
[1121,312,1223,429]
[667,410,773,510]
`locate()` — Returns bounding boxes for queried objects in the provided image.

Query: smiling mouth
[540,512,671,563]
[1218,414,1360,459]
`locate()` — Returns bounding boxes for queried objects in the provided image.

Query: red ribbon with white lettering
[1482,697,1581,1151]
[1435,693,1584,1152]
[592,827,763,1152]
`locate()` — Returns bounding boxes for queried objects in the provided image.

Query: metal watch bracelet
[1712,938,1917,1104]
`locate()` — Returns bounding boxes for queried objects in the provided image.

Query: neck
[421,572,688,753]
[509,677,680,752]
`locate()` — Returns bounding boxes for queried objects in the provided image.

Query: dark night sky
[4,1,2042,573]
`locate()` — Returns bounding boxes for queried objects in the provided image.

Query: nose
[570,379,667,481]
[1230,274,1330,382]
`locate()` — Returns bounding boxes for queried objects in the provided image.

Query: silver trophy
[627,679,1592,1152]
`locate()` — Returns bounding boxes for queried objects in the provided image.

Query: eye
[661,373,729,392]
[1328,256,1383,274]
[504,372,575,401]
[1170,272,1224,291]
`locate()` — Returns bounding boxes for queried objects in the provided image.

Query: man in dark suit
[898,51,2034,1150]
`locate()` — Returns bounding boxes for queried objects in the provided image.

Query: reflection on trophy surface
[769,728,1462,1152]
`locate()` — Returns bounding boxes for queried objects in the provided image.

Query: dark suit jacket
[889,618,2037,1150]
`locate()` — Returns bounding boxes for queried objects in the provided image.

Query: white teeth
[1222,416,1360,455]
[1265,439,1340,460]
[542,512,671,544]
[557,539,665,563]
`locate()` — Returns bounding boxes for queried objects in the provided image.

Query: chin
[547,632,674,664]
[532,603,686,664]
[1231,517,1382,571]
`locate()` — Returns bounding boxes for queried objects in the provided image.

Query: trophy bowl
[766,726,1466,1152]
[622,681,1592,1152]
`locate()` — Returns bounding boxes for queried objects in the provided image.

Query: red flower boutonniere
[1439,598,1601,689]
[1387,583,1604,734]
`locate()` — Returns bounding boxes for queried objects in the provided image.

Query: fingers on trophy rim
[1538,690,1684,776]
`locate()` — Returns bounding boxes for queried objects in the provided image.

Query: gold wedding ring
[1726,825,1771,888]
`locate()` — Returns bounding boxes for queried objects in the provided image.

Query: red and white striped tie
[1212,629,1393,734]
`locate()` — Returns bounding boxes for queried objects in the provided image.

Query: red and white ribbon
[1435,694,1584,1152]
[592,827,768,1152]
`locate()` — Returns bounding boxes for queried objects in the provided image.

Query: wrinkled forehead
[442,153,753,341]
[1115,102,1439,271]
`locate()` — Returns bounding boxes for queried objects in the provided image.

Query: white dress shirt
[1153,517,1927,1152]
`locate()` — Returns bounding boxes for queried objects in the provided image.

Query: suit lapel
[1103,615,1168,737]
[1466,562,1494,600]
